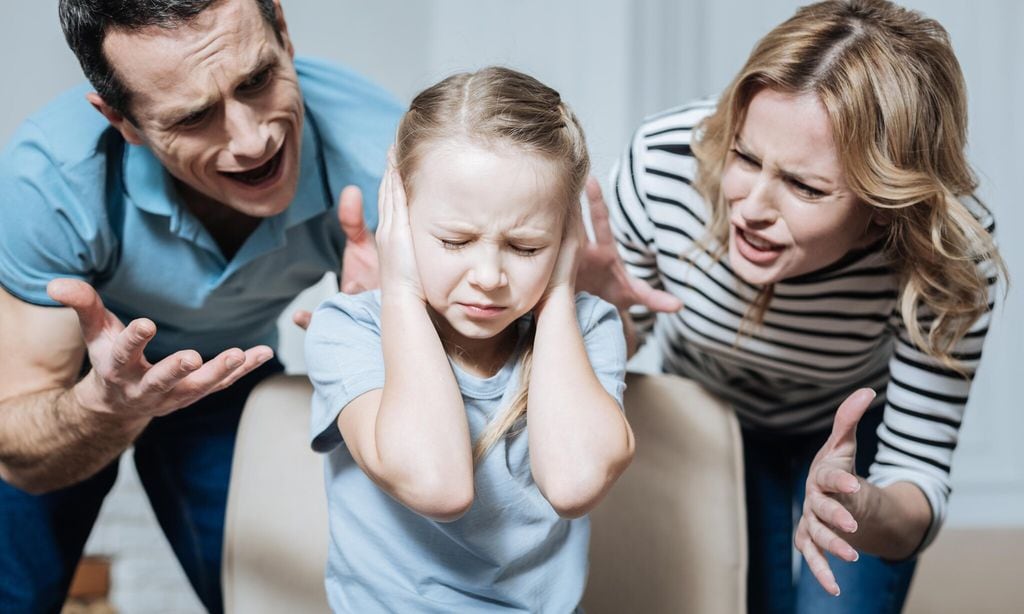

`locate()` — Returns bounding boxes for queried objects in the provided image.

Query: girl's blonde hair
[394,66,590,462]
[692,0,1005,369]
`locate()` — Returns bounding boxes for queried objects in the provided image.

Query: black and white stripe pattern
[609,101,996,548]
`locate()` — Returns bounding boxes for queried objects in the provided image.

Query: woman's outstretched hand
[795,388,876,596]
[575,177,683,314]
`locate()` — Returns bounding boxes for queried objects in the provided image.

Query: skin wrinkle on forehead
[104,0,271,126]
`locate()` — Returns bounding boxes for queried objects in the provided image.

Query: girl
[581,0,1006,612]
[305,67,633,612]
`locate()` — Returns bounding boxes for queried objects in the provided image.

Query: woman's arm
[335,163,473,522]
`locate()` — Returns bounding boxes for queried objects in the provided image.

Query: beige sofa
[222,372,1019,612]
[222,372,747,613]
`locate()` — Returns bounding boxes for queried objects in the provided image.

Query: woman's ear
[870,207,893,228]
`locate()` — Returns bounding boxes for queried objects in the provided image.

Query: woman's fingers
[815,464,861,495]
[809,490,859,533]
[795,519,841,596]
[584,176,615,247]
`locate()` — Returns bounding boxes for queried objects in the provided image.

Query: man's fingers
[338,186,369,244]
[585,176,615,246]
[47,278,115,342]
[828,388,875,448]
[142,349,203,395]
[207,346,275,393]
[292,309,312,330]
[109,318,156,370]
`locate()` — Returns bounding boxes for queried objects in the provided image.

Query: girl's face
[721,88,878,285]
[406,139,564,354]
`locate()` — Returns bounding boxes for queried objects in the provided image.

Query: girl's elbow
[544,458,632,519]
[401,471,475,522]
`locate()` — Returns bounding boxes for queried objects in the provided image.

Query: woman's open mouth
[734,227,784,265]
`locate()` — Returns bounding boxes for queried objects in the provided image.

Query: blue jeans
[742,406,917,614]
[0,358,283,614]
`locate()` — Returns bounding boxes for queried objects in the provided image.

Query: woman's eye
[731,148,760,168]
[440,239,469,250]
[792,180,826,199]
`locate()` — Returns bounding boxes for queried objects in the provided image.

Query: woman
[581,0,1005,612]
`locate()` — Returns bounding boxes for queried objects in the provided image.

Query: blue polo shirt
[0,57,401,360]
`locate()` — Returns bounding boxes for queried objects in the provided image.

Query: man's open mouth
[221,144,285,187]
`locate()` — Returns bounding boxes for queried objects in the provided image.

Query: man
[0,0,399,610]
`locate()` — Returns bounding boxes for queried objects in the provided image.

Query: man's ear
[85,92,144,146]
[272,0,295,58]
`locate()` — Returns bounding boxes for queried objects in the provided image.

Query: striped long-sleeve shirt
[609,100,997,548]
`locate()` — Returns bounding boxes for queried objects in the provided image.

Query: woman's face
[721,88,878,285]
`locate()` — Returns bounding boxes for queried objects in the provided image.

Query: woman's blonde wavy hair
[394,67,590,462]
[692,0,1006,370]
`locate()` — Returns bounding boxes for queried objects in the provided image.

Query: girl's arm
[528,222,634,518]
[337,163,473,522]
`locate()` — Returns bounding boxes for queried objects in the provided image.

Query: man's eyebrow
[158,54,281,127]
[239,54,279,85]
[161,99,215,128]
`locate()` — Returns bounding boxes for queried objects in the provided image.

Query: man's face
[103,0,303,217]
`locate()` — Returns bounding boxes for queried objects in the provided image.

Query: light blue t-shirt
[0,57,401,360]
[305,290,627,613]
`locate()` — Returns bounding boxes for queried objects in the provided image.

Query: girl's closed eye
[440,238,471,250]
[510,243,543,257]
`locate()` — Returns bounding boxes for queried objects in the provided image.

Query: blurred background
[2,1,1021,611]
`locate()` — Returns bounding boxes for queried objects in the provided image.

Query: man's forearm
[0,385,148,494]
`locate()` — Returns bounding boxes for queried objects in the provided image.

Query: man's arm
[0,282,273,494]
[0,285,143,492]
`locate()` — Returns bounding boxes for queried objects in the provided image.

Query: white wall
[2,1,1021,611]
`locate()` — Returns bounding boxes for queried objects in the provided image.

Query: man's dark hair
[58,0,282,124]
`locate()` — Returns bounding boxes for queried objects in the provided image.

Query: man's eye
[240,68,273,93]
[177,109,210,128]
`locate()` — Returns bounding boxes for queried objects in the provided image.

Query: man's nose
[224,101,270,161]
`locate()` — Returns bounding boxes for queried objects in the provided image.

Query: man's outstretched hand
[48,278,273,422]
